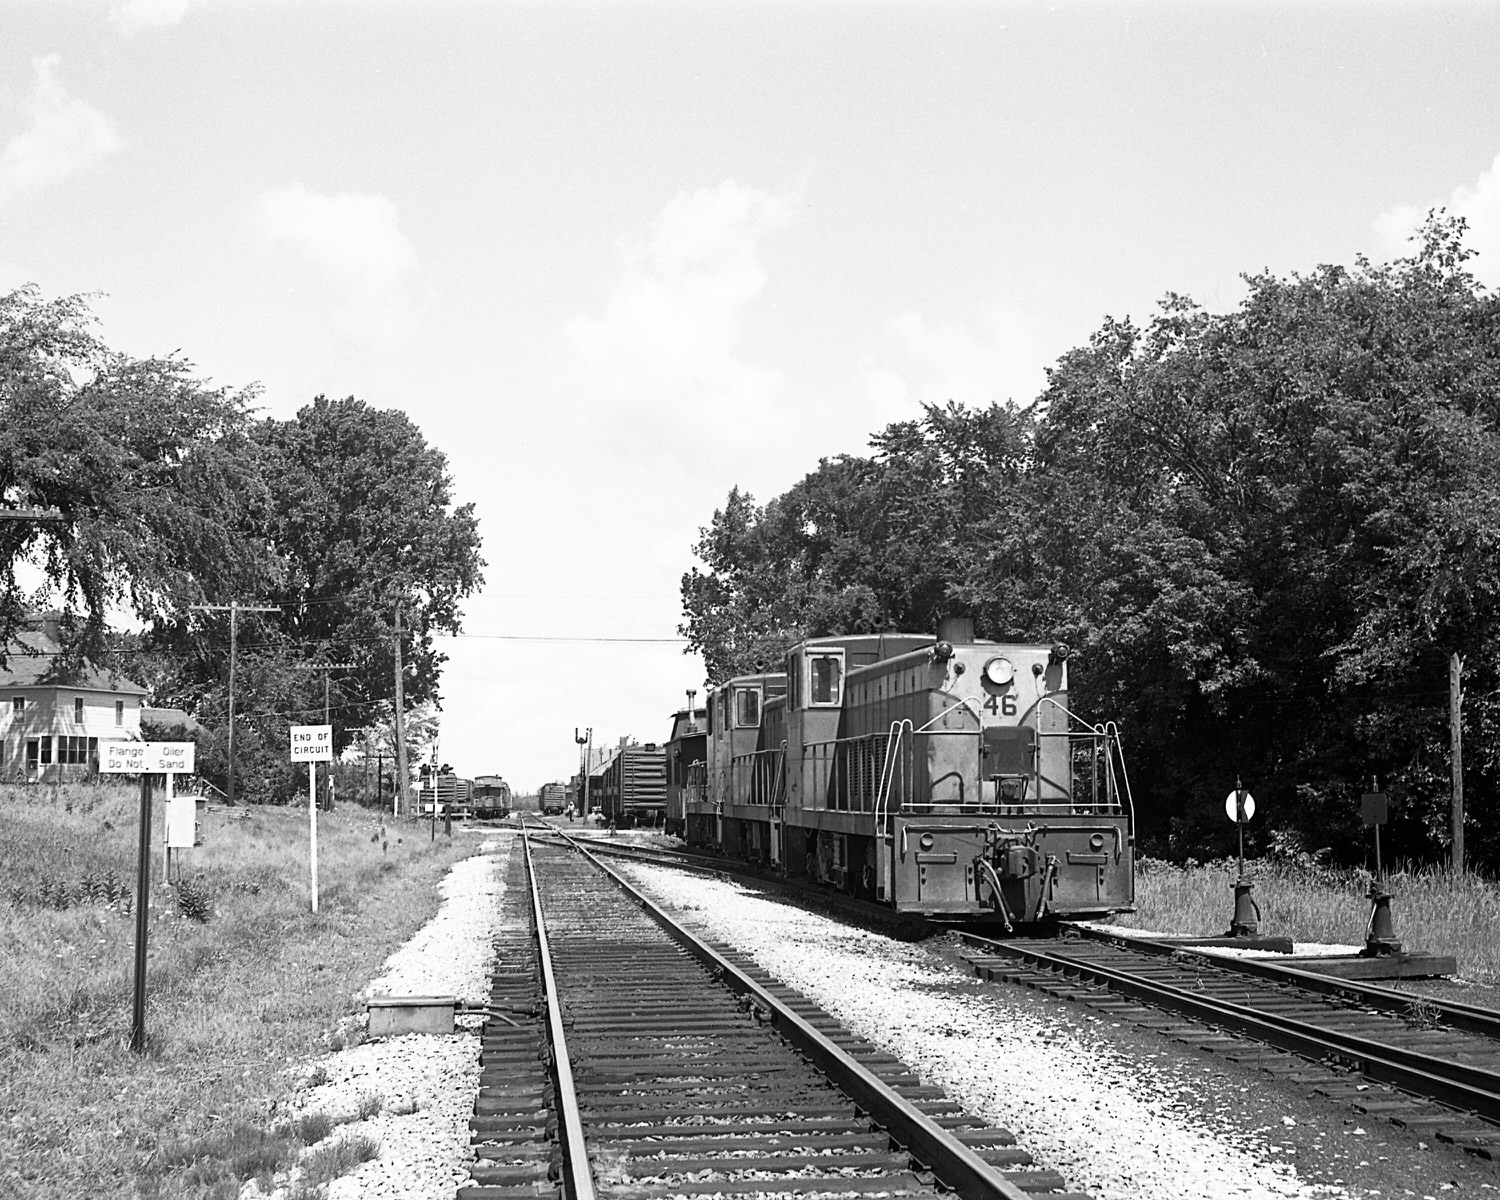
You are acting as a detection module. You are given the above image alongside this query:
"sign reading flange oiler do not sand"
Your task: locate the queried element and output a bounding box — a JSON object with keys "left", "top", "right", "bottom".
{"left": 289, "top": 725, "right": 332, "bottom": 913}
{"left": 101, "top": 741, "right": 196, "bottom": 775}
{"left": 99, "top": 741, "right": 197, "bottom": 1055}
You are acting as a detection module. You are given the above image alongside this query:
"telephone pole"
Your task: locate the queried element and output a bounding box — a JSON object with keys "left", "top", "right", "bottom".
{"left": 392, "top": 604, "right": 413, "bottom": 817}
{"left": 190, "top": 601, "right": 280, "bottom": 805}
{"left": 1451, "top": 651, "right": 1465, "bottom": 875}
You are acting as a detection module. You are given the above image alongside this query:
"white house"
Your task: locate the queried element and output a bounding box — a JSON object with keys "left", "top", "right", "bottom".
{"left": 0, "top": 615, "right": 147, "bottom": 783}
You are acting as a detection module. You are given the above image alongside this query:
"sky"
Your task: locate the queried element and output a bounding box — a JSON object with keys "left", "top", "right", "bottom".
{"left": 3, "top": 1, "right": 1500, "bottom": 792}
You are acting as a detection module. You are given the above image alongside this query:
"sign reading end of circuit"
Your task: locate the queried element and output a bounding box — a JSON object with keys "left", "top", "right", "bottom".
{"left": 289, "top": 724, "right": 333, "bottom": 762}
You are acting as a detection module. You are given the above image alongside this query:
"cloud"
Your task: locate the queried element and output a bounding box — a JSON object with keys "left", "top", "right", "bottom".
{"left": 564, "top": 180, "right": 801, "bottom": 438}
{"left": 257, "top": 183, "right": 419, "bottom": 343}
{"left": 1374, "top": 153, "right": 1500, "bottom": 287}
{"left": 0, "top": 55, "right": 122, "bottom": 205}
{"left": 111, "top": 0, "right": 207, "bottom": 33}
{"left": 860, "top": 303, "right": 1047, "bottom": 419}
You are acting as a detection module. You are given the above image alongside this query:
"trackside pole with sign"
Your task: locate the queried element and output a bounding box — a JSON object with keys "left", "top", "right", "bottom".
{"left": 290, "top": 726, "right": 333, "bottom": 913}
{"left": 1360, "top": 784, "right": 1402, "bottom": 957}
{"left": 1225, "top": 777, "right": 1260, "bottom": 938}
{"left": 100, "top": 741, "right": 196, "bottom": 1054}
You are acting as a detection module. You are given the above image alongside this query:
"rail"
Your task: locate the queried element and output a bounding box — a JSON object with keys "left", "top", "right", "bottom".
{"left": 519, "top": 825, "right": 597, "bottom": 1200}
{"left": 959, "top": 932, "right": 1500, "bottom": 1128}
{"left": 547, "top": 825, "right": 1042, "bottom": 1200}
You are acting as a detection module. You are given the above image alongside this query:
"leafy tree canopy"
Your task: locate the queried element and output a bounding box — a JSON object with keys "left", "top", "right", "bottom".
{"left": 0, "top": 285, "right": 269, "bottom": 659}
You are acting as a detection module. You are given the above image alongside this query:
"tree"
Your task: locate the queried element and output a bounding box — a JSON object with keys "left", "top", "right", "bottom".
{"left": 249, "top": 396, "right": 484, "bottom": 748}
{"left": 0, "top": 285, "right": 269, "bottom": 659}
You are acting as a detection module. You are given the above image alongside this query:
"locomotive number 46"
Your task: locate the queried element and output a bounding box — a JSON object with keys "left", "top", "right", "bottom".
{"left": 983, "top": 694, "right": 1018, "bottom": 716}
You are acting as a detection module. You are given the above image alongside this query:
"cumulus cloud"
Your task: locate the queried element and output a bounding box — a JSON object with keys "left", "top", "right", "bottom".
{"left": 257, "top": 183, "right": 419, "bottom": 343}
{"left": 860, "top": 303, "right": 1047, "bottom": 420}
{"left": 565, "top": 180, "right": 800, "bottom": 431}
{"left": 1374, "top": 153, "right": 1500, "bottom": 287}
{"left": 111, "top": 0, "right": 207, "bottom": 33}
{"left": 0, "top": 55, "right": 122, "bottom": 204}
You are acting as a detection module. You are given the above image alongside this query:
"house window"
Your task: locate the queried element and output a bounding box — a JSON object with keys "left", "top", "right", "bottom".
{"left": 12, "top": 697, "right": 22, "bottom": 715}
{"left": 38, "top": 737, "right": 52, "bottom": 765}
{"left": 58, "top": 736, "right": 91, "bottom": 764}
{"left": 74, "top": 698, "right": 84, "bottom": 723}
{"left": 115, "top": 701, "right": 124, "bottom": 727}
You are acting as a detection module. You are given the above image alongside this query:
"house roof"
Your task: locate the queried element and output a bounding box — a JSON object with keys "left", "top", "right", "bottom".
{"left": 0, "top": 626, "right": 148, "bottom": 696}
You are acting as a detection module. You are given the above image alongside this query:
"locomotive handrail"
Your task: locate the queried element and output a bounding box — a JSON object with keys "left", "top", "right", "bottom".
{"left": 874, "top": 720, "right": 912, "bottom": 830}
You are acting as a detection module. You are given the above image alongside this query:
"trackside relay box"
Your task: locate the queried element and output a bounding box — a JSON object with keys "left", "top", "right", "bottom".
{"left": 366, "top": 995, "right": 456, "bottom": 1037}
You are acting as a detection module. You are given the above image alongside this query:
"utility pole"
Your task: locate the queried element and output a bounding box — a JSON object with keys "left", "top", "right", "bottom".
{"left": 190, "top": 601, "right": 280, "bottom": 805}
{"left": 392, "top": 603, "right": 412, "bottom": 818}
{"left": 1451, "top": 651, "right": 1465, "bottom": 875}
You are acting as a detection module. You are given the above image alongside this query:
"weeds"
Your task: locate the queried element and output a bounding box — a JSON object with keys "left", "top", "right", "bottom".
{"left": 293, "top": 1133, "right": 380, "bottom": 1195}
{"left": 291, "top": 1110, "right": 334, "bottom": 1145}
{"left": 1118, "top": 855, "right": 1500, "bottom": 983}
{"left": 0, "top": 784, "right": 476, "bottom": 1199}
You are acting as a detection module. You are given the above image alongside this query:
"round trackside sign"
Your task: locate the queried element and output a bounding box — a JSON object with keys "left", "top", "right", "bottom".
{"left": 1224, "top": 789, "right": 1256, "bottom": 823}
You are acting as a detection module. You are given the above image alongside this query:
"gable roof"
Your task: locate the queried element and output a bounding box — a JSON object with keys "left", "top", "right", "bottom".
{"left": 0, "top": 625, "right": 148, "bottom": 696}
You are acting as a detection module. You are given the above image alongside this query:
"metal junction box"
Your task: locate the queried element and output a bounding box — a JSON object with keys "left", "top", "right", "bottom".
{"left": 366, "top": 994, "right": 457, "bottom": 1038}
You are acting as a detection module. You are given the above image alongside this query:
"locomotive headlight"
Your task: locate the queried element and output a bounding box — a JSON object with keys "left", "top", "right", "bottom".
{"left": 982, "top": 657, "right": 1015, "bottom": 687}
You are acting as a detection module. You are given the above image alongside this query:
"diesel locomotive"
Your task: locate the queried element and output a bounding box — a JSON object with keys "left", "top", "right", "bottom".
{"left": 678, "top": 618, "right": 1136, "bottom": 925}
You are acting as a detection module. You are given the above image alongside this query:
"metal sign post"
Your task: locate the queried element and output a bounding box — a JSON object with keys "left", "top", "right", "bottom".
{"left": 100, "top": 741, "right": 196, "bottom": 1053}
{"left": 290, "top": 725, "right": 334, "bottom": 912}
{"left": 1224, "top": 778, "right": 1260, "bottom": 937}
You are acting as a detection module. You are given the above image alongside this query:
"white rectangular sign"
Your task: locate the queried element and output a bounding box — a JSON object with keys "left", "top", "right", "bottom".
{"left": 165, "top": 795, "right": 197, "bottom": 848}
{"left": 290, "top": 724, "right": 334, "bottom": 761}
{"left": 100, "top": 741, "right": 196, "bottom": 774}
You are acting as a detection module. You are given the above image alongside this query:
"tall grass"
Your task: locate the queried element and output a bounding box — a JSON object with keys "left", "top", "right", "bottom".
{"left": 0, "top": 782, "right": 479, "bottom": 1199}
{"left": 1117, "top": 855, "right": 1500, "bottom": 983}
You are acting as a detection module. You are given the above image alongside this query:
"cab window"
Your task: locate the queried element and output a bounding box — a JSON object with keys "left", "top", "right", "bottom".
{"left": 807, "top": 652, "right": 844, "bottom": 707}
{"left": 735, "top": 687, "right": 761, "bottom": 727}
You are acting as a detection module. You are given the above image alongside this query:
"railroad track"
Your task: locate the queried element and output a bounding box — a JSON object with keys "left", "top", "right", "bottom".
{"left": 461, "top": 824, "right": 1090, "bottom": 1200}
{"left": 956, "top": 931, "right": 1500, "bottom": 1158}
{"left": 525, "top": 825, "right": 1500, "bottom": 1160}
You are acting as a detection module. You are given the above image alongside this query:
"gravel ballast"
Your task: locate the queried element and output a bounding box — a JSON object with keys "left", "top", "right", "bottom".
{"left": 244, "top": 836, "right": 510, "bottom": 1200}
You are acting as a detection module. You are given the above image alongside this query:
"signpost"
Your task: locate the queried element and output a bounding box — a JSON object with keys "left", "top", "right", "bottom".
{"left": 290, "top": 725, "right": 333, "bottom": 912}
{"left": 1224, "top": 778, "right": 1260, "bottom": 938}
{"left": 100, "top": 741, "right": 195, "bottom": 1054}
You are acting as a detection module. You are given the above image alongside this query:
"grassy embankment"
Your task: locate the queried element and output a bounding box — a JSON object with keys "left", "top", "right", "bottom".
{"left": 1117, "top": 855, "right": 1500, "bottom": 983}
{"left": 0, "top": 782, "right": 482, "bottom": 1200}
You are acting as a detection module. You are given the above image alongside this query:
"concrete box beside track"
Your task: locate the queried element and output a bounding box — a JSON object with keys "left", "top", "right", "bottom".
{"left": 366, "top": 995, "right": 456, "bottom": 1037}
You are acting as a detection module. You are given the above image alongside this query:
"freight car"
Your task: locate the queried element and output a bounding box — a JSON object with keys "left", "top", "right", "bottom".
{"left": 663, "top": 707, "right": 707, "bottom": 837}
{"left": 472, "top": 775, "right": 512, "bottom": 820}
{"left": 418, "top": 771, "right": 473, "bottom": 818}
{"left": 538, "top": 782, "right": 568, "bottom": 816}
{"left": 680, "top": 618, "right": 1136, "bottom": 926}
{"left": 593, "top": 742, "right": 668, "bottom": 828}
